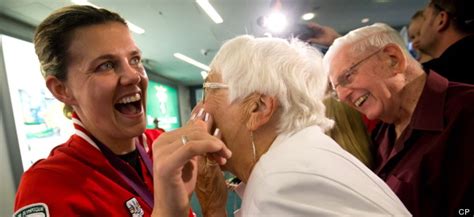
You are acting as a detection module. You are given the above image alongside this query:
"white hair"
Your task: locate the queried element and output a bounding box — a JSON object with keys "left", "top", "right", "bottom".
{"left": 323, "top": 23, "right": 413, "bottom": 74}
{"left": 209, "top": 35, "right": 334, "bottom": 134}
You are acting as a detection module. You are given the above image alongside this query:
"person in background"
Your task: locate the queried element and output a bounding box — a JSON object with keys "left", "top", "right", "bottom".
{"left": 306, "top": 22, "right": 341, "bottom": 47}
{"left": 152, "top": 35, "right": 410, "bottom": 216}
{"left": 408, "top": 10, "right": 433, "bottom": 63}
{"left": 418, "top": 0, "right": 474, "bottom": 84}
{"left": 13, "top": 5, "right": 223, "bottom": 216}
{"left": 324, "top": 97, "right": 373, "bottom": 167}
{"left": 323, "top": 22, "right": 474, "bottom": 217}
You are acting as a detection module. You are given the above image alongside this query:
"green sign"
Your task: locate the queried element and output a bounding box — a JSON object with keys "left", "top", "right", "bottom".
{"left": 146, "top": 80, "right": 181, "bottom": 131}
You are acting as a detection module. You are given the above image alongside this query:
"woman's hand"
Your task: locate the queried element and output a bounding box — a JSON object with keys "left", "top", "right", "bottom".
{"left": 195, "top": 130, "right": 229, "bottom": 217}
{"left": 151, "top": 106, "right": 231, "bottom": 217}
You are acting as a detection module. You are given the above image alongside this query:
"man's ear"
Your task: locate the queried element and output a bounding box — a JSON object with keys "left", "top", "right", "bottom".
{"left": 45, "top": 75, "right": 77, "bottom": 105}
{"left": 382, "top": 43, "right": 407, "bottom": 75}
{"left": 245, "top": 93, "right": 278, "bottom": 131}
{"left": 435, "top": 10, "right": 451, "bottom": 32}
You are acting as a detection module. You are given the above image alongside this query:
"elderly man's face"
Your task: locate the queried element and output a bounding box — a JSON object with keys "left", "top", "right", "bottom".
{"left": 202, "top": 72, "right": 253, "bottom": 172}
{"left": 328, "top": 47, "right": 395, "bottom": 121}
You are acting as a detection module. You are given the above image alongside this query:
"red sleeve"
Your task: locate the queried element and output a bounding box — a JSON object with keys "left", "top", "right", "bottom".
{"left": 144, "top": 128, "right": 163, "bottom": 142}
{"left": 143, "top": 129, "right": 163, "bottom": 158}
{"left": 14, "top": 169, "right": 86, "bottom": 216}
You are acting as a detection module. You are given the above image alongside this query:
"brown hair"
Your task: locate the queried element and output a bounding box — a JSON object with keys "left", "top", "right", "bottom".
{"left": 34, "top": 5, "right": 127, "bottom": 117}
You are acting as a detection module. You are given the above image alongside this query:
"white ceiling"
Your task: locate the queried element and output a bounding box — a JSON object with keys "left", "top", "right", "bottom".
{"left": 0, "top": 0, "right": 427, "bottom": 86}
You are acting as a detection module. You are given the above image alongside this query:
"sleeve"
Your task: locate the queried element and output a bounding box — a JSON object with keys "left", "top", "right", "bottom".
{"left": 143, "top": 128, "right": 163, "bottom": 156}
{"left": 14, "top": 169, "right": 87, "bottom": 216}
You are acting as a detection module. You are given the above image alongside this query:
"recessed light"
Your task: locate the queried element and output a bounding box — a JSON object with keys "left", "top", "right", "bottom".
{"left": 361, "top": 18, "right": 370, "bottom": 23}
{"left": 263, "top": 12, "right": 288, "bottom": 33}
{"left": 301, "top": 13, "right": 315, "bottom": 21}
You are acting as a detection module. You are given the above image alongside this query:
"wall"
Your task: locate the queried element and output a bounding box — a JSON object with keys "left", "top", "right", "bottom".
{"left": 0, "top": 16, "right": 34, "bottom": 216}
{"left": 0, "top": 113, "right": 16, "bottom": 216}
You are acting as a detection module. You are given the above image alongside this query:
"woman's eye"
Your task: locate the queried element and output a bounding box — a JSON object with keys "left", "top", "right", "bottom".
{"left": 97, "top": 62, "right": 114, "bottom": 71}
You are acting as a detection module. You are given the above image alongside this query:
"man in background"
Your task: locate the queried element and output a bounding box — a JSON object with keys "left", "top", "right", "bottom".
{"left": 418, "top": 0, "right": 474, "bottom": 84}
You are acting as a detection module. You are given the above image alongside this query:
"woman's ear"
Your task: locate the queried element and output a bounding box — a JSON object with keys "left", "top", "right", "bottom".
{"left": 45, "top": 75, "right": 77, "bottom": 105}
{"left": 245, "top": 93, "right": 278, "bottom": 131}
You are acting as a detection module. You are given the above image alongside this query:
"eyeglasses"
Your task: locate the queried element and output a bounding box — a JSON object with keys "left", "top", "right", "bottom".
{"left": 330, "top": 49, "right": 382, "bottom": 99}
{"left": 202, "top": 82, "right": 229, "bottom": 102}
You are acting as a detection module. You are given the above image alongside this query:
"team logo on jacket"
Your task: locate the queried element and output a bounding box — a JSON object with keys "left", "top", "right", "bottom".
{"left": 125, "top": 198, "right": 144, "bottom": 217}
{"left": 14, "top": 203, "right": 49, "bottom": 217}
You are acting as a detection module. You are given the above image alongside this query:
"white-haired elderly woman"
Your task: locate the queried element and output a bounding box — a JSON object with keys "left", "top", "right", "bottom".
{"left": 151, "top": 35, "right": 410, "bottom": 217}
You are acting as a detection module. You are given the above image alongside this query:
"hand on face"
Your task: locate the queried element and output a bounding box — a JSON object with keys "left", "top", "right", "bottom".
{"left": 151, "top": 105, "right": 231, "bottom": 217}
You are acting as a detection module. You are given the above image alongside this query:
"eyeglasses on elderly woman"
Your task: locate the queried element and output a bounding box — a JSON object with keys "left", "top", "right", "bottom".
{"left": 202, "top": 82, "right": 229, "bottom": 102}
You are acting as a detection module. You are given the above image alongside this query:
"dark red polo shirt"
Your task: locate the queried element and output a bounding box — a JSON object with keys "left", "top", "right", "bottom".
{"left": 373, "top": 71, "right": 474, "bottom": 217}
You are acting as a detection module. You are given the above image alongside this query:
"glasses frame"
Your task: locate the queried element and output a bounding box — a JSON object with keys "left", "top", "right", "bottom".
{"left": 330, "top": 48, "right": 382, "bottom": 99}
{"left": 202, "top": 82, "right": 229, "bottom": 102}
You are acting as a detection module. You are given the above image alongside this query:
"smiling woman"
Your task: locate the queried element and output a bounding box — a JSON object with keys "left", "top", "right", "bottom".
{"left": 13, "top": 5, "right": 195, "bottom": 217}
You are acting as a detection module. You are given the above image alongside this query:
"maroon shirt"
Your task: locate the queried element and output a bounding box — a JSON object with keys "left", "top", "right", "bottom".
{"left": 373, "top": 71, "right": 474, "bottom": 217}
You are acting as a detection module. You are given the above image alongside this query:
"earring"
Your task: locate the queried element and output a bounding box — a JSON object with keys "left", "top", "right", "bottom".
{"left": 250, "top": 131, "right": 257, "bottom": 162}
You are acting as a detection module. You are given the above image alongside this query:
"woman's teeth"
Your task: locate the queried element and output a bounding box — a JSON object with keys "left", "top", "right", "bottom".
{"left": 117, "top": 93, "right": 141, "bottom": 104}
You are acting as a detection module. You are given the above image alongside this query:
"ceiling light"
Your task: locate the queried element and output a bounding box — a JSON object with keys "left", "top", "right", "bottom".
{"left": 200, "top": 71, "right": 209, "bottom": 80}
{"left": 361, "top": 18, "right": 370, "bottom": 23}
{"left": 71, "top": 0, "right": 145, "bottom": 34}
{"left": 126, "top": 21, "right": 145, "bottom": 34}
{"left": 71, "top": 0, "right": 97, "bottom": 7}
{"left": 196, "top": 0, "right": 223, "bottom": 24}
{"left": 301, "top": 13, "right": 315, "bottom": 21}
{"left": 263, "top": 12, "right": 288, "bottom": 33}
{"left": 174, "top": 53, "right": 210, "bottom": 71}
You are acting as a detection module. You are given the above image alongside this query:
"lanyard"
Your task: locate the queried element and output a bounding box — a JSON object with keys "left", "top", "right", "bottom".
{"left": 92, "top": 136, "right": 154, "bottom": 208}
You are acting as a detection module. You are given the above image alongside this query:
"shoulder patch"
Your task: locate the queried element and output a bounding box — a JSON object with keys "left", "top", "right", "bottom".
{"left": 13, "top": 203, "right": 49, "bottom": 217}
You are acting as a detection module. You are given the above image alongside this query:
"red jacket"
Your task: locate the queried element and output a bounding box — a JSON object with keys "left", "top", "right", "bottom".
{"left": 14, "top": 128, "right": 195, "bottom": 217}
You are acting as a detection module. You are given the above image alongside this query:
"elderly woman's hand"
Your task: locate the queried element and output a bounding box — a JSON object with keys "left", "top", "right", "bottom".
{"left": 195, "top": 131, "right": 228, "bottom": 217}
{"left": 151, "top": 106, "right": 232, "bottom": 217}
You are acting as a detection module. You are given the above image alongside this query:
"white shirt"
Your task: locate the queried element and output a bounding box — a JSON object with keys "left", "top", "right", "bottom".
{"left": 235, "top": 125, "right": 411, "bottom": 217}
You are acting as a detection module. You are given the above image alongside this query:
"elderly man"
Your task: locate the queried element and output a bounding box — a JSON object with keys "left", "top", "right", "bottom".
{"left": 418, "top": 0, "right": 474, "bottom": 84}
{"left": 323, "top": 23, "right": 474, "bottom": 217}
